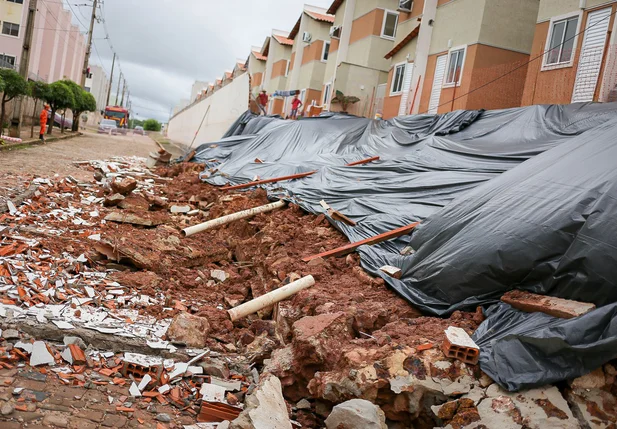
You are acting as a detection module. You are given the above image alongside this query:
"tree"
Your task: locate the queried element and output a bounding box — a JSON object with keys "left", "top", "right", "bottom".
{"left": 29, "top": 81, "right": 50, "bottom": 138}
{"left": 331, "top": 90, "right": 361, "bottom": 113}
{"left": 129, "top": 118, "right": 145, "bottom": 129}
{"left": 0, "top": 69, "right": 28, "bottom": 134}
{"left": 0, "top": 76, "right": 5, "bottom": 94}
{"left": 44, "top": 81, "right": 75, "bottom": 135}
{"left": 60, "top": 80, "right": 95, "bottom": 132}
{"left": 143, "top": 118, "right": 161, "bottom": 132}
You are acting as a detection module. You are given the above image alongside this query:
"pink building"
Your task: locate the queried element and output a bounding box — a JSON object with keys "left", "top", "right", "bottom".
{"left": 0, "top": 0, "right": 87, "bottom": 83}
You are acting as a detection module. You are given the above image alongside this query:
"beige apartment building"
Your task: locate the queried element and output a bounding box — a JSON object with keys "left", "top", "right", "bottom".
{"left": 0, "top": 0, "right": 87, "bottom": 83}
{"left": 259, "top": 30, "right": 294, "bottom": 115}
{"left": 321, "top": 0, "right": 401, "bottom": 116}
{"left": 247, "top": 47, "right": 268, "bottom": 95}
{"left": 284, "top": 5, "right": 335, "bottom": 116}
{"left": 522, "top": 0, "right": 617, "bottom": 105}
{"left": 380, "top": 0, "right": 539, "bottom": 119}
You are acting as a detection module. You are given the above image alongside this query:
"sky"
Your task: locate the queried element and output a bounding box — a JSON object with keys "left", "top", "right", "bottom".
{"left": 65, "top": 0, "right": 333, "bottom": 122}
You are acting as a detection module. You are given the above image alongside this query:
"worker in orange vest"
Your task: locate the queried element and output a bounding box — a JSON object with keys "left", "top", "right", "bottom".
{"left": 39, "top": 104, "right": 50, "bottom": 141}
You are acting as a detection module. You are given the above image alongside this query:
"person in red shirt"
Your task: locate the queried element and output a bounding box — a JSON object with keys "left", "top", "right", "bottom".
{"left": 290, "top": 95, "right": 303, "bottom": 119}
{"left": 257, "top": 90, "right": 268, "bottom": 115}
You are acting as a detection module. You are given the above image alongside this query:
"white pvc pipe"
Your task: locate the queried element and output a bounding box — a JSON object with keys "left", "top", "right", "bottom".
{"left": 181, "top": 200, "right": 286, "bottom": 237}
{"left": 227, "top": 275, "right": 315, "bottom": 321}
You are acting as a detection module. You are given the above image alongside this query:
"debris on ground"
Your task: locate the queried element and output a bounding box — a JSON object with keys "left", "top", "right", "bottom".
{"left": 0, "top": 156, "right": 615, "bottom": 428}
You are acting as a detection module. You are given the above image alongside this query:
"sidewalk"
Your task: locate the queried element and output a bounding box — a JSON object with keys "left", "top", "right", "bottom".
{"left": 0, "top": 129, "right": 82, "bottom": 152}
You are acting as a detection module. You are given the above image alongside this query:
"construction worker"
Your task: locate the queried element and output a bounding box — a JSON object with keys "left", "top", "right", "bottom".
{"left": 257, "top": 90, "right": 268, "bottom": 115}
{"left": 290, "top": 95, "right": 303, "bottom": 120}
{"left": 39, "top": 104, "right": 50, "bottom": 141}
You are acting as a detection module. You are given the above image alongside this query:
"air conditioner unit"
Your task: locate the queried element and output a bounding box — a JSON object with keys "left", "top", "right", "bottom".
{"left": 398, "top": 0, "right": 413, "bottom": 12}
{"left": 302, "top": 31, "right": 312, "bottom": 43}
{"left": 329, "top": 25, "right": 341, "bottom": 38}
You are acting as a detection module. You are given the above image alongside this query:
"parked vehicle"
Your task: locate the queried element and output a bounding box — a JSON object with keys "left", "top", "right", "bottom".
{"left": 133, "top": 126, "right": 145, "bottom": 136}
{"left": 98, "top": 119, "right": 118, "bottom": 135}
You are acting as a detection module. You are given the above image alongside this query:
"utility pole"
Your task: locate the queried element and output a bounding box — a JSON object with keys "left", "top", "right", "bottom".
{"left": 121, "top": 80, "right": 127, "bottom": 107}
{"left": 115, "top": 71, "right": 122, "bottom": 105}
{"left": 105, "top": 52, "right": 116, "bottom": 107}
{"left": 9, "top": 0, "right": 38, "bottom": 137}
{"left": 81, "top": 0, "right": 98, "bottom": 88}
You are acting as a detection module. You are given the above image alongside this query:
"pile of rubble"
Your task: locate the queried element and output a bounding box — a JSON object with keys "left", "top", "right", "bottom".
{"left": 0, "top": 157, "right": 615, "bottom": 428}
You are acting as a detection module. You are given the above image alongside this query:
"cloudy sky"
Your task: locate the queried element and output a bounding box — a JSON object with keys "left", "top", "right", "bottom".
{"left": 66, "top": 0, "right": 333, "bottom": 121}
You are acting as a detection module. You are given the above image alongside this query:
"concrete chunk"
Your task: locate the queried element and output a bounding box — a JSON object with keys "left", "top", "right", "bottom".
{"left": 501, "top": 290, "right": 596, "bottom": 319}
{"left": 325, "top": 399, "right": 387, "bottom": 429}
{"left": 379, "top": 265, "right": 402, "bottom": 279}
{"left": 230, "top": 374, "right": 292, "bottom": 429}
{"left": 29, "top": 341, "right": 55, "bottom": 366}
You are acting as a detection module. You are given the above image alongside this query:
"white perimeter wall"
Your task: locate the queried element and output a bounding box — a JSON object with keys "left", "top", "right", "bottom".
{"left": 167, "top": 73, "right": 249, "bottom": 146}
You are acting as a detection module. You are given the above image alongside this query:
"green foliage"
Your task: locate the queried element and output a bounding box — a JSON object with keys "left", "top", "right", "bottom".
{"left": 0, "top": 69, "right": 28, "bottom": 101}
{"left": 331, "top": 90, "right": 361, "bottom": 112}
{"left": 143, "top": 118, "right": 161, "bottom": 132}
{"left": 44, "top": 82, "right": 75, "bottom": 134}
{"left": 129, "top": 118, "right": 145, "bottom": 129}
{"left": 29, "top": 81, "right": 50, "bottom": 101}
{"left": 0, "top": 76, "right": 5, "bottom": 93}
{"left": 82, "top": 92, "right": 97, "bottom": 113}
{"left": 0, "top": 69, "right": 28, "bottom": 133}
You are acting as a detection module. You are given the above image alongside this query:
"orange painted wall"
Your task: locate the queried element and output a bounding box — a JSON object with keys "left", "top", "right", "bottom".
{"left": 302, "top": 88, "right": 322, "bottom": 114}
{"left": 523, "top": 5, "right": 616, "bottom": 105}
{"left": 289, "top": 52, "right": 296, "bottom": 73}
{"left": 302, "top": 40, "right": 325, "bottom": 65}
{"left": 382, "top": 67, "right": 401, "bottom": 119}
{"left": 271, "top": 98, "right": 284, "bottom": 115}
{"left": 252, "top": 72, "right": 263, "bottom": 88}
{"left": 418, "top": 44, "right": 530, "bottom": 114}
{"left": 398, "top": 0, "right": 424, "bottom": 23}
{"left": 272, "top": 59, "right": 289, "bottom": 78}
{"left": 350, "top": 9, "right": 384, "bottom": 45}
{"left": 330, "top": 38, "right": 340, "bottom": 53}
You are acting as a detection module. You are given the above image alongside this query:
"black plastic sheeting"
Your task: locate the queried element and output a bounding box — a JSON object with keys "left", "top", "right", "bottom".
{"left": 189, "top": 103, "right": 617, "bottom": 391}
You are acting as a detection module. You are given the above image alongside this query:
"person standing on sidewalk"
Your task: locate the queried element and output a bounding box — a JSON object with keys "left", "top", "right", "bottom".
{"left": 290, "top": 95, "right": 303, "bottom": 119}
{"left": 39, "top": 104, "right": 50, "bottom": 141}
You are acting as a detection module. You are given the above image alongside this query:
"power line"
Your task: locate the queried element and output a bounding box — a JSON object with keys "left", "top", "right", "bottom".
{"left": 422, "top": 7, "right": 617, "bottom": 114}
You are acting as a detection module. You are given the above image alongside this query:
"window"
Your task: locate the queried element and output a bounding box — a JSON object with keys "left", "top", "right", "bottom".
{"left": 0, "top": 54, "right": 16, "bottom": 68}
{"left": 285, "top": 60, "right": 290, "bottom": 77}
{"left": 330, "top": 26, "right": 341, "bottom": 39}
{"left": 381, "top": 10, "right": 398, "bottom": 39}
{"left": 398, "top": 0, "right": 413, "bottom": 12}
{"left": 2, "top": 22, "right": 20, "bottom": 37}
{"left": 322, "top": 42, "right": 330, "bottom": 62}
{"left": 390, "top": 63, "right": 406, "bottom": 94}
{"left": 445, "top": 48, "right": 465, "bottom": 85}
{"left": 323, "top": 83, "right": 332, "bottom": 106}
{"left": 546, "top": 16, "right": 579, "bottom": 65}
{"left": 7, "top": 0, "right": 25, "bottom": 3}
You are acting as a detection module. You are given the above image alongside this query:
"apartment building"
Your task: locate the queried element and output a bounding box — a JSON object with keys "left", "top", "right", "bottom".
{"left": 190, "top": 81, "right": 209, "bottom": 103}
{"left": 321, "top": 0, "right": 401, "bottom": 116}
{"left": 0, "top": 0, "right": 87, "bottom": 82}
{"left": 247, "top": 47, "right": 268, "bottom": 94}
{"left": 84, "top": 64, "right": 110, "bottom": 112}
{"left": 380, "top": 0, "right": 539, "bottom": 119}
{"left": 261, "top": 30, "right": 293, "bottom": 115}
{"left": 284, "top": 5, "right": 335, "bottom": 116}
{"left": 522, "top": 0, "right": 617, "bottom": 105}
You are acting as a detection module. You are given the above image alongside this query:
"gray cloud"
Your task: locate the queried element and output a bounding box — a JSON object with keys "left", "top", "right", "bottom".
{"left": 68, "top": 0, "right": 333, "bottom": 121}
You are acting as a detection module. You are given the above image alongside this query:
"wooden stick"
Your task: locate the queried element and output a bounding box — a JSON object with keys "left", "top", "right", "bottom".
{"left": 302, "top": 222, "right": 420, "bottom": 261}
{"left": 346, "top": 156, "right": 380, "bottom": 166}
{"left": 221, "top": 171, "right": 318, "bottom": 191}
{"left": 227, "top": 275, "right": 315, "bottom": 321}
{"left": 182, "top": 200, "right": 286, "bottom": 237}
{"left": 220, "top": 156, "right": 380, "bottom": 191}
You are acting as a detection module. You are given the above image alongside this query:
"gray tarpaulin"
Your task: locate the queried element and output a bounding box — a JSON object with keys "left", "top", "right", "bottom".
{"left": 188, "top": 103, "right": 617, "bottom": 391}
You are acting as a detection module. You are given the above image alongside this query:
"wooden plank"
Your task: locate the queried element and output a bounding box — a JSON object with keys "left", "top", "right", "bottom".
{"left": 345, "top": 156, "right": 380, "bottom": 166}
{"left": 319, "top": 200, "right": 356, "bottom": 226}
{"left": 220, "top": 156, "right": 379, "bottom": 191}
{"left": 302, "top": 222, "right": 420, "bottom": 261}
{"left": 221, "top": 171, "right": 318, "bottom": 191}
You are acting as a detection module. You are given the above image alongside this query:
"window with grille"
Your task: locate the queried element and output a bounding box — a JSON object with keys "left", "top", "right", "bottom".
{"left": 2, "top": 22, "right": 20, "bottom": 37}
{"left": 390, "top": 63, "right": 406, "bottom": 94}
{"left": 546, "top": 16, "right": 579, "bottom": 65}
{"left": 445, "top": 48, "right": 465, "bottom": 85}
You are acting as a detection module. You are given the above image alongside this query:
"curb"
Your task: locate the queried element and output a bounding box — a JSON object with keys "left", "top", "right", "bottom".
{"left": 0, "top": 132, "right": 83, "bottom": 151}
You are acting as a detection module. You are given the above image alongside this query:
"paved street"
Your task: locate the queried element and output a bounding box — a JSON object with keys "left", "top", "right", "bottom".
{"left": 0, "top": 132, "right": 158, "bottom": 184}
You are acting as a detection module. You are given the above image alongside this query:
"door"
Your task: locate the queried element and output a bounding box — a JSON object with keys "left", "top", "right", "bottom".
{"left": 398, "top": 63, "right": 415, "bottom": 116}
{"left": 428, "top": 55, "right": 448, "bottom": 114}
{"left": 571, "top": 8, "right": 612, "bottom": 103}
{"left": 371, "top": 84, "right": 386, "bottom": 118}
